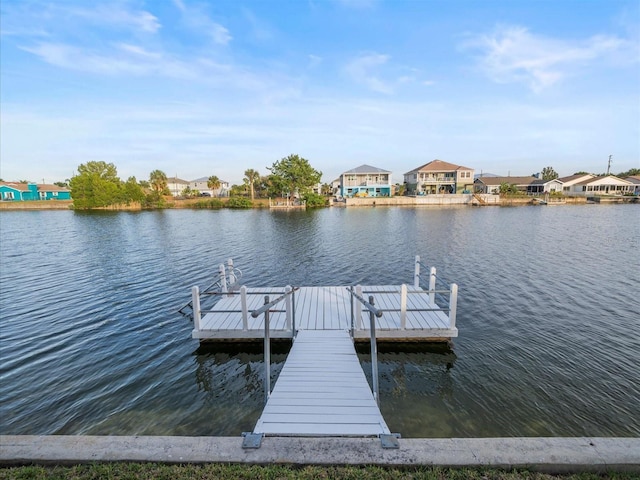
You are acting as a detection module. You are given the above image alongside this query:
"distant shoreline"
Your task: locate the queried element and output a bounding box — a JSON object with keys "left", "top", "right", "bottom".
{"left": 1, "top": 195, "right": 637, "bottom": 211}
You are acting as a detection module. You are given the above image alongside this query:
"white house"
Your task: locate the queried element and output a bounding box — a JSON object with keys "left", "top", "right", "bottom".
{"left": 339, "top": 165, "right": 393, "bottom": 198}
{"left": 624, "top": 176, "right": 640, "bottom": 195}
{"left": 557, "top": 174, "right": 596, "bottom": 194}
{"left": 570, "top": 175, "right": 634, "bottom": 196}
{"left": 189, "top": 177, "right": 230, "bottom": 197}
{"left": 167, "top": 177, "right": 190, "bottom": 197}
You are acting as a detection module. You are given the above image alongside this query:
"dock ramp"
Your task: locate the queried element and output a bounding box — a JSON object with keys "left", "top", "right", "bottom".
{"left": 252, "top": 329, "right": 390, "bottom": 437}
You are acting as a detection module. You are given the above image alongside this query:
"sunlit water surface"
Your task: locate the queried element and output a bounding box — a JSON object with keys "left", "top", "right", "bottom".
{"left": 1, "top": 206, "right": 638, "bottom": 437}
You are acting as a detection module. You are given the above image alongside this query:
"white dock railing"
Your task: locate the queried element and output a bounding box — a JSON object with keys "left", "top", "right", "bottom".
{"left": 178, "top": 258, "right": 242, "bottom": 317}
{"left": 412, "top": 255, "right": 458, "bottom": 329}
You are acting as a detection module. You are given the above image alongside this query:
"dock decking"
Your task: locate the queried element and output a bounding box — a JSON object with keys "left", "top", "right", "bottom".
{"left": 192, "top": 285, "right": 458, "bottom": 342}
{"left": 253, "top": 329, "right": 390, "bottom": 436}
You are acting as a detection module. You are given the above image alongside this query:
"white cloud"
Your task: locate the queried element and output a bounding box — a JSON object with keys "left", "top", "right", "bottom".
{"left": 344, "top": 53, "right": 393, "bottom": 94}
{"left": 465, "top": 25, "right": 633, "bottom": 92}
{"left": 175, "top": 1, "right": 232, "bottom": 45}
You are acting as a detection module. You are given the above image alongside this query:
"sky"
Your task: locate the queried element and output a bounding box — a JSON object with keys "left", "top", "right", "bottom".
{"left": 1, "top": 0, "right": 639, "bottom": 186}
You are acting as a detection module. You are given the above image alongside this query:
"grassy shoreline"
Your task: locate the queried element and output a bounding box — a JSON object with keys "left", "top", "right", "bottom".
{"left": 1, "top": 464, "right": 637, "bottom": 480}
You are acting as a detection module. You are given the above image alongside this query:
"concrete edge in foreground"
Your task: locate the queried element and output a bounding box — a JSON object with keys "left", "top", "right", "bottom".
{"left": 1, "top": 436, "right": 639, "bottom": 473}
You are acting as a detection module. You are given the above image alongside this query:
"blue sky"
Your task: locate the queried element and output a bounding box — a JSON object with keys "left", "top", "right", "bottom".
{"left": 1, "top": 0, "right": 639, "bottom": 185}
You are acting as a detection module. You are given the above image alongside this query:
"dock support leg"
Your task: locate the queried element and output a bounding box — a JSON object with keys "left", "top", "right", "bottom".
{"left": 414, "top": 255, "right": 420, "bottom": 289}
{"left": 400, "top": 284, "right": 407, "bottom": 329}
{"left": 191, "top": 286, "right": 201, "bottom": 332}
{"left": 241, "top": 285, "right": 248, "bottom": 331}
{"left": 449, "top": 283, "right": 458, "bottom": 329}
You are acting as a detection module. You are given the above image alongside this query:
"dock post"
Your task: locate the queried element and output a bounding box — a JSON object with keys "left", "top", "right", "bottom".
{"left": 449, "top": 283, "right": 458, "bottom": 329}
{"left": 192, "top": 286, "right": 201, "bottom": 332}
{"left": 263, "top": 295, "right": 271, "bottom": 404}
{"left": 227, "top": 258, "right": 235, "bottom": 285}
{"left": 414, "top": 255, "right": 421, "bottom": 288}
{"left": 219, "top": 264, "right": 227, "bottom": 293}
{"left": 400, "top": 284, "right": 407, "bottom": 329}
{"left": 429, "top": 267, "right": 437, "bottom": 304}
{"left": 349, "top": 286, "right": 354, "bottom": 336}
{"left": 285, "top": 285, "right": 292, "bottom": 331}
{"left": 369, "top": 296, "right": 380, "bottom": 406}
{"left": 356, "top": 285, "right": 363, "bottom": 330}
{"left": 241, "top": 285, "right": 248, "bottom": 331}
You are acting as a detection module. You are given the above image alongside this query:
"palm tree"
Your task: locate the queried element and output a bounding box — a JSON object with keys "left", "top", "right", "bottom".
{"left": 207, "top": 175, "right": 221, "bottom": 196}
{"left": 149, "top": 170, "right": 168, "bottom": 194}
{"left": 244, "top": 169, "right": 260, "bottom": 200}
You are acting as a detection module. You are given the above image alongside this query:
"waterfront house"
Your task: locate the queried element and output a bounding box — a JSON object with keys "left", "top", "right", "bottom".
{"left": 557, "top": 174, "right": 596, "bottom": 194}
{"left": 403, "top": 160, "right": 474, "bottom": 195}
{"left": 474, "top": 175, "right": 561, "bottom": 194}
{"left": 339, "top": 165, "right": 393, "bottom": 198}
{"left": 36, "top": 184, "right": 72, "bottom": 200}
{"left": 0, "top": 182, "right": 70, "bottom": 201}
{"left": 570, "top": 175, "right": 634, "bottom": 196}
{"left": 624, "top": 176, "right": 640, "bottom": 195}
{"left": 167, "top": 177, "right": 190, "bottom": 197}
{"left": 188, "top": 177, "right": 230, "bottom": 197}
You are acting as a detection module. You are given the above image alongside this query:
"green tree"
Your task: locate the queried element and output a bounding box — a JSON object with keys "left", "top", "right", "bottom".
{"left": 149, "top": 170, "right": 168, "bottom": 195}
{"left": 499, "top": 182, "right": 519, "bottom": 195}
{"left": 69, "top": 161, "right": 122, "bottom": 209}
{"left": 244, "top": 169, "right": 260, "bottom": 200}
{"left": 541, "top": 166, "right": 559, "bottom": 180}
{"left": 207, "top": 175, "right": 221, "bottom": 195}
{"left": 120, "top": 176, "right": 145, "bottom": 204}
{"left": 267, "top": 154, "right": 322, "bottom": 199}
{"left": 229, "top": 184, "right": 248, "bottom": 197}
{"left": 617, "top": 168, "right": 640, "bottom": 177}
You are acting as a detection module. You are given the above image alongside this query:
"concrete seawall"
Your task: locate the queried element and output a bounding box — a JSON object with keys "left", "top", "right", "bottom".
{"left": 2, "top": 436, "right": 638, "bottom": 473}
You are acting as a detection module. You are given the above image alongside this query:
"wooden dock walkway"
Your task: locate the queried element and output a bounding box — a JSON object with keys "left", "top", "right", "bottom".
{"left": 253, "top": 329, "right": 391, "bottom": 437}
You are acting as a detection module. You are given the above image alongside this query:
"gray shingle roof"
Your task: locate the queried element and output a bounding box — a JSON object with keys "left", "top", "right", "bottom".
{"left": 342, "top": 164, "right": 391, "bottom": 174}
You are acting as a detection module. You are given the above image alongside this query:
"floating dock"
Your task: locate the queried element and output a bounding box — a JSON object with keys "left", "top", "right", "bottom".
{"left": 187, "top": 257, "right": 458, "bottom": 343}
{"left": 182, "top": 257, "right": 458, "bottom": 446}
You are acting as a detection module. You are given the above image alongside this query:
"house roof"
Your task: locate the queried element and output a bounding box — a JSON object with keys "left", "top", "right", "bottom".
{"left": 404, "top": 159, "right": 472, "bottom": 175}
{"left": 474, "top": 176, "right": 539, "bottom": 186}
{"left": 557, "top": 174, "right": 595, "bottom": 185}
{"left": 38, "top": 183, "right": 70, "bottom": 192}
{"left": 190, "top": 176, "right": 229, "bottom": 184}
{"left": 0, "top": 182, "right": 31, "bottom": 191}
{"left": 575, "top": 175, "right": 632, "bottom": 186}
{"left": 342, "top": 164, "right": 391, "bottom": 174}
{"left": 167, "top": 177, "right": 189, "bottom": 184}
{"left": 624, "top": 175, "right": 640, "bottom": 184}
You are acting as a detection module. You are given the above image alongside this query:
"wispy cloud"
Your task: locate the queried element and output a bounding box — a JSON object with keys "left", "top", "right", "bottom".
{"left": 344, "top": 53, "right": 393, "bottom": 94}
{"left": 174, "top": 0, "right": 232, "bottom": 45}
{"left": 464, "top": 25, "right": 634, "bottom": 92}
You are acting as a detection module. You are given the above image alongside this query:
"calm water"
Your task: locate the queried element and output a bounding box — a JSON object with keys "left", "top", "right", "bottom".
{"left": 0, "top": 205, "right": 638, "bottom": 437}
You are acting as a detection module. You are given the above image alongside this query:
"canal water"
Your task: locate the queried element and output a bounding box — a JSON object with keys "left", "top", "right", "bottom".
{"left": 0, "top": 205, "right": 638, "bottom": 437}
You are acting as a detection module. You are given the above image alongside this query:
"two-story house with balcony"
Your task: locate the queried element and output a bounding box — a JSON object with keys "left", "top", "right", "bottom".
{"left": 403, "top": 160, "right": 474, "bottom": 195}
{"left": 339, "top": 165, "right": 392, "bottom": 198}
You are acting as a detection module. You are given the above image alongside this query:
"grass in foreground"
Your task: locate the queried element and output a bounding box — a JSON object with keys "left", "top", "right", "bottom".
{"left": 1, "top": 464, "right": 638, "bottom": 480}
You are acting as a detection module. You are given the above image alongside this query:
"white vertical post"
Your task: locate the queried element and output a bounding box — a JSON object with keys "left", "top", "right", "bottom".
{"left": 356, "top": 285, "right": 363, "bottom": 330}
{"left": 192, "top": 286, "right": 201, "bottom": 332}
{"left": 241, "top": 285, "right": 248, "bottom": 331}
{"left": 227, "top": 258, "right": 235, "bottom": 285}
{"left": 449, "top": 283, "right": 458, "bottom": 329}
{"left": 400, "top": 283, "right": 407, "bottom": 329}
{"left": 414, "top": 255, "right": 421, "bottom": 289}
{"left": 285, "top": 285, "right": 292, "bottom": 331}
{"left": 219, "top": 263, "right": 227, "bottom": 293}
{"left": 429, "top": 267, "right": 437, "bottom": 304}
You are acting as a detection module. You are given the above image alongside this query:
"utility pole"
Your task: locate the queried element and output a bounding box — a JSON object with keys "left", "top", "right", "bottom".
{"left": 606, "top": 155, "right": 612, "bottom": 175}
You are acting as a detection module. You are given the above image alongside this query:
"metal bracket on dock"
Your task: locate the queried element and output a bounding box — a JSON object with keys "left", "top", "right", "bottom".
{"left": 241, "top": 432, "right": 263, "bottom": 449}
{"left": 380, "top": 433, "right": 400, "bottom": 449}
